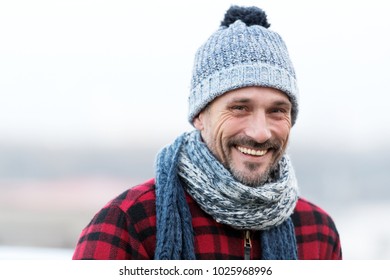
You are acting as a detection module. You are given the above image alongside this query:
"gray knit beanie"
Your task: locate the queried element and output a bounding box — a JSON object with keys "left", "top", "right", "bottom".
{"left": 188, "top": 6, "right": 299, "bottom": 125}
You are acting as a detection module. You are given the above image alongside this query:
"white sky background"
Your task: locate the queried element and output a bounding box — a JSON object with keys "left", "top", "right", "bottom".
{"left": 1, "top": 0, "right": 389, "bottom": 152}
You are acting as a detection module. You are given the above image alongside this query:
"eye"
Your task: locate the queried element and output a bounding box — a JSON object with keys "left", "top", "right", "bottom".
{"left": 231, "top": 105, "right": 247, "bottom": 111}
{"left": 271, "top": 108, "right": 285, "bottom": 113}
{"left": 269, "top": 106, "right": 290, "bottom": 114}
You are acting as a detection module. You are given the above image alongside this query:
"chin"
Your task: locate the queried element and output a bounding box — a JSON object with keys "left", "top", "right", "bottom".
{"left": 231, "top": 169, "right": 270, "bottom": 187}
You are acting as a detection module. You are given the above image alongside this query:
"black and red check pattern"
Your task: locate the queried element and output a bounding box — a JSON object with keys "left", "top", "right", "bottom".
{"left": 73, "top": 178, "right": 342, "bottom": 260}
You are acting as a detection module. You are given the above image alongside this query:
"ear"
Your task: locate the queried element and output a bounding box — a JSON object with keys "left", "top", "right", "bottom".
{"left": 193, "top": 113, "right": 205, "bottom": 130}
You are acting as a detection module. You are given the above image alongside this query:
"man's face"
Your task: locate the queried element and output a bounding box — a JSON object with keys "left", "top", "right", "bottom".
{"left": 193, "top": 86, "right": 292, "bottom": 186}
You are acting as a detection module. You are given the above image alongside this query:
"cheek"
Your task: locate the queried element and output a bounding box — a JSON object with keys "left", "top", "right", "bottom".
{"left": 211, "top": 114, "right": 241, "bottom": 140}
{"left": 202, "top": 114, "right": 238, "bottom": 155}
{"left": 274, "top": 115, "right": 292, "bottom": 134}
{"left": 276, "top": 122, "right": 291, "bottom": 147}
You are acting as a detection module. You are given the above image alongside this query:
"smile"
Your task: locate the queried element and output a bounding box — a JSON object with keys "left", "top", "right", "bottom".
{"left": 236, "top": 146, "right": 268, "bottom": 156}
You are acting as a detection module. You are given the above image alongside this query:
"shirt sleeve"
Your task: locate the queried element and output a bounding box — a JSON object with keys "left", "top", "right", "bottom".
{"left": 293, "top": 198, "right": 343, "bottom": 260}
{"left": 72, "top": 204, "right": 150, "bottom": 260}
{"left": 327, "top": 214, "right": 343, "bottom": 260}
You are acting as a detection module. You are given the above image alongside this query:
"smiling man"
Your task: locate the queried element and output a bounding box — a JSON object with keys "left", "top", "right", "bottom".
{"left": 73, "top": 6, "right": 342, "bottom": 260}
{"left": 194, "top": 87, "right": 292, "bottom": 187}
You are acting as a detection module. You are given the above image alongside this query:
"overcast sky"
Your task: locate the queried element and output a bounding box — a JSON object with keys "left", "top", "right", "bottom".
{"left": 1, "top": 0, "right": 389, "bottom": 152}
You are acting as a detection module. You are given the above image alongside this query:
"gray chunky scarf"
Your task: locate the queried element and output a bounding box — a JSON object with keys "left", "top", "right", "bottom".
{"left": 154, "top": 130, "right": 299, "bottom": 260}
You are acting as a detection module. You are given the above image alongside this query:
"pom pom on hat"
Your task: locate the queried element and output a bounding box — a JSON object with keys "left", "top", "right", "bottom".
{"left": 221, "top": 5, "right": 270, "bottom": 28}
{"left": 188, "top": 6, "right": 299, "bottom": 126}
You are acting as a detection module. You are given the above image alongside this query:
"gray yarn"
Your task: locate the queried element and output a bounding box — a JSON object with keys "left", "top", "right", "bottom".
{"left": 178, "top": 131, "right": 298, "bottom": 230}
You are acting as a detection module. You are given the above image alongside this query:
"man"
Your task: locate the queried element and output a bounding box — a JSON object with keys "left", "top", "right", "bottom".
{"left": 73, "top": 5, "right": 342, "bottom": 260}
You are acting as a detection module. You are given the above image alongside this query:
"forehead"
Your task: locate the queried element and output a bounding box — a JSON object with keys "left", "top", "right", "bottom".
{"left": 215, "top": 86, "right": 291, "bottom": 105}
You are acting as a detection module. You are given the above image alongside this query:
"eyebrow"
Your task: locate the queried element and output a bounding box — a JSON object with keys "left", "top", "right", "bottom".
{"left": 228, "top": 98, "right": 291, "bottom": 107}
{"left": 272, "top": 100, "right": 292, "bottom": 107}
{"left": 228, "top": 98, "right": 251, "bottom": 103}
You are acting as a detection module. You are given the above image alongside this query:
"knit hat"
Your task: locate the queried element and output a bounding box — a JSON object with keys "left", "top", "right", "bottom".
{"left": 188, "top": 6, "right": 299, "bottom": 125}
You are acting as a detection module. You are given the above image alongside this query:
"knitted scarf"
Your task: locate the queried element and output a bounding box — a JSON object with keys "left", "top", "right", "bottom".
{"left": 154, "top": 130, "right": 299, "bottom": 260}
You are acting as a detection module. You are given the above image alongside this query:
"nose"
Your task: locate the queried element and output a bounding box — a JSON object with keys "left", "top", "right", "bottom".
{"left": 244, "top": 111, "right": 272, "bottom": 143}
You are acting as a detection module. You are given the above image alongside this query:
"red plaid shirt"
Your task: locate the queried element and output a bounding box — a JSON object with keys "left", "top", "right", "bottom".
{"left": 73, "top": 178, "right": 342, "bottom": 260}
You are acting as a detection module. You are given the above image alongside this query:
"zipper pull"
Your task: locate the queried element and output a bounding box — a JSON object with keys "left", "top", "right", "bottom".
{"left": 244, "top": 230, "right": 252, "bottom": 260}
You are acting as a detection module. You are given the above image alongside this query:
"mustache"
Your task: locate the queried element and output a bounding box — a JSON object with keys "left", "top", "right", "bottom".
{"left": 227, "top": 136, "right": 282, "bottom": 150}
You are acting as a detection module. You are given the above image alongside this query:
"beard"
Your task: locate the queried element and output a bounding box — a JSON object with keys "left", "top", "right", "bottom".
{"left": 223, "top": 135, "right": 286, "bottom": 187}
{"left": 230, "top": 159, "right": 278, "bottom": 186}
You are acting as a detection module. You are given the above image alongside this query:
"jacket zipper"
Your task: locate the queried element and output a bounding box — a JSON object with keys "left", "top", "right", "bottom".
{"left": 244, "top": 230, "right": 252, "bottom": 260}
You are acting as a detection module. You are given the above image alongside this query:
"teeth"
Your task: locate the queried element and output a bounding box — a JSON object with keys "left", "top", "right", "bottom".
{"left": 237, "top": 146, "right": 267, "bottom": 156}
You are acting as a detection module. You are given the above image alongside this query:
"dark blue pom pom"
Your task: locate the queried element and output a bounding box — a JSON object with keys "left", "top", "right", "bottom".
{"left": 220, "top": 6, "right": 270, "bottom": 28}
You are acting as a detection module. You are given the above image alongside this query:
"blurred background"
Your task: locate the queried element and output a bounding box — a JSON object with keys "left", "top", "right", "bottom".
{"left": 1, "top": 0, "right": 389, "bottom": 259}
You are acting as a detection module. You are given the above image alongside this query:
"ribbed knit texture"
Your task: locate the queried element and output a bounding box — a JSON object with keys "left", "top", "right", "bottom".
{"left": 188, "top": 12, "right": 299, "bottom": 125}
{"left": 154, "top": 135, "right": 195, "bottom": 260}
{"left": 262, "top": 218, "right": 298, "bottom": 259}
{"left": 154, "top": 131, "right": 298, "bottom": 260}
{"left": 178, "top": 131, "right": 298, "bottom": 231}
